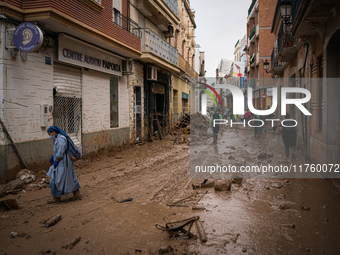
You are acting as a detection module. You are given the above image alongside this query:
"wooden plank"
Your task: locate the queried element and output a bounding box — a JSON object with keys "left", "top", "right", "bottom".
{"left": 0, "top": 117, "right": 27, "bottom": 169}
{"left": 155, "top": 119, "right": 163, "bottom": 140}
{"left": 195, "top": 221, "right": 207, "bottom": 242}
{"left": 144, "top": 121, "right": 153, "bottom": 142}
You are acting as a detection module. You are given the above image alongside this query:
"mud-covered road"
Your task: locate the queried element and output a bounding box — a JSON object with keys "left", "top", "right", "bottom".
{"left": 1, "top": 127, "right": 340, "bottom": 255}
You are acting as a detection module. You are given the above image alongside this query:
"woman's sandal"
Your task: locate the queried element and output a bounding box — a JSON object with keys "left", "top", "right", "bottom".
{"left": 71, "top": 190, "right": 82, "bottom": 201}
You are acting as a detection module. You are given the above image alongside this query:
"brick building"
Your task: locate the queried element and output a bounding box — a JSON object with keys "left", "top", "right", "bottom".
{"left": 246, "top": 0, "right": 276, "bottom": 110}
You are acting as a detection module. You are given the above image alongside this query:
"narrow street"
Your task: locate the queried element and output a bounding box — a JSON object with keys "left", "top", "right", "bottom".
{"left": 1, "top": 125, "right": 340, "bottom": 255}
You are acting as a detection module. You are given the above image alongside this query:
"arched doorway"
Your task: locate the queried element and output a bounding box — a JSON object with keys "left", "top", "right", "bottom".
{"left": 326, "top": 29, "right": 340, "bottom": 162}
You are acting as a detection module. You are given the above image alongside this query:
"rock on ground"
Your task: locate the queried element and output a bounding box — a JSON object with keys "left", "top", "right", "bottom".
{"left": 214, "top": 180, "right": 231, "bottom": 191}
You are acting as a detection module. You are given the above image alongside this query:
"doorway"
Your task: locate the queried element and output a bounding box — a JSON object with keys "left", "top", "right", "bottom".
{"left": 326, "top": 29, "right": 340, "bottom": 161}
{"left": 134, "top": 86, "right": 142, "bottom": 140}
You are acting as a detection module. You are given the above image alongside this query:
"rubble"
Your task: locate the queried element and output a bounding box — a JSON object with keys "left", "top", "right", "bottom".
{"left": 195, "top": 220, "right": 207, "bottom": 243}
{"left": 16, "top": 169, "right": 36, "bottom": 184}
{"left": 44, "top": 214, "right": 62, "bottom": 228}
{"left": 214, "top": 180, "right": 232, "bottom": 191}
{"left": 5, "top": 179, "right": 25, "bottom": 191}
{"left": 62, "top": 236, "right": 81, "bottom": 250}
{"left": 0, "top": 199, "right": 20, "bottom": 211}
{"left": 200, "top": 179, "right": 215, "bottom": 188}
{"left": 155, "top": 245, "right": 174, "bottom": 255}
{"left": 175, "top": 113, "right": 190, "bottom": 129}
{"left": 232, "top": 177, "right": 243, "bottom": 184}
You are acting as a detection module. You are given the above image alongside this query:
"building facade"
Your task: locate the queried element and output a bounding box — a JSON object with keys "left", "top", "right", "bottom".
{"left": 170, "top": 0, "right": 197, "bottom": 125}
{"left": 0, "top": 0, "right": 198, "bottom": 182}
{"left": 246, "top": 0, "right": 276, "bottom": 110}
{"left": 128, "top": 0, "right": 197, "bottom": 141}
{"left": 270, "top": 0, "right": 340, "bottom": 163}
{"left": 0, "top": 0, "right": 142, "bottom": 181}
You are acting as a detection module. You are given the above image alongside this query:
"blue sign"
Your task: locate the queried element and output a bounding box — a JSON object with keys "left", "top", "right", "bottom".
{"left": 45, "top": 53, "right": 51, "bottom": 65}
{"left": 13, "top": 23, "right": 43, "bottom": 52}
{"left": 240, "top": 77, "right": 245, "bottom": 88}
{"left": 182, "top": 92, "right": 189, "bottom": 99}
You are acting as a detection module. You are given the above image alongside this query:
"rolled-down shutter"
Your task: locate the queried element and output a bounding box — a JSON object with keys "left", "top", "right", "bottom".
{"left": 53, "top": 63, "right": 82, "bottom": 151}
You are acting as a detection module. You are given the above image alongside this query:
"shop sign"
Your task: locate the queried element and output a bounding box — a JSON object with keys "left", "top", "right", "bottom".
{"left": 182, "top": 92, "right": 189, "bottom": 99}
{"left": 13, "top": 22, "right": 43, "bottom": 52}
{"left": 58, "top": 34, "right": 122, "bottom": 76}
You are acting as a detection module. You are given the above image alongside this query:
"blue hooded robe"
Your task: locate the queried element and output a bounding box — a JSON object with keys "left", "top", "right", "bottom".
{"left": 47, "top": 127, "right": 80, "bottom": 197}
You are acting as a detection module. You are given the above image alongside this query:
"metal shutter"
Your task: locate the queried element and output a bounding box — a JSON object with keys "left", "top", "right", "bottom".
{"left": 53, "top": 63, "right": 82, "bottom": 151}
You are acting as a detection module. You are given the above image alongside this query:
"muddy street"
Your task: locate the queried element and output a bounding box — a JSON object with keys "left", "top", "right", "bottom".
{"left": 1, "top": 127, "right": 340, "bottom": 255}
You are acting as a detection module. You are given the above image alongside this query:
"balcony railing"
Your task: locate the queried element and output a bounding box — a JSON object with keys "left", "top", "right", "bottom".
{"left": 114, "top": 13, "right": 142, "bottom": 38}
{"left": 164, "top": 0, "right": 178, "bottom": 16}
{"left": 271, "top": 48, "right": 284, "bottom": 75}
{"left": 277, "top": 21, "right": 297, "bottom": 62}
{"left": 250, "top": 53, "right": 255, "bottom": 66}
{"left": 179, "top": 54, "right": 197, "bottom": 79}
{"left": 248, "top": 0, "right": 256, "bottom": 15}
{"left": 249, "top": 79, "right": 255, "bottom": 88}
{"left": 249, "top": 25, "right": 256, "bottom": 41}
{"left": 271, "top": 48, "right": 278, "bottom": 70}
{"left": 291, "top": 0, "right": 303, "bottom": 24}
{"left": 141, "top": 29, "right": 178, "bottom": 66}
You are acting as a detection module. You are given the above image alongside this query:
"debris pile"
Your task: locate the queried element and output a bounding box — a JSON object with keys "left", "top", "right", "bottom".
{"left": 190, "top": 113, "right": 210, "bottom": 136}
{"left": 175, "top": 113, "right": 190, "bottom": 129}
{"left": 16, "top": 169, "right": 36, "bottom": 184}
{"left": 1, "top": 169, "right": 48, "bottom": 199}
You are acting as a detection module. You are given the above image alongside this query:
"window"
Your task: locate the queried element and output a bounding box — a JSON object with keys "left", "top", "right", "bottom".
{"left": 110, "top": 77, "right": 119, "bottom": 128}
{"left": 182, "top": 40, "right": 185, "bottom": 57}
{"left": 53, "top": 96, "right": 81, "bottom": 134}
{"left": 113, "top": 0, "right": 122, "bottom": 26}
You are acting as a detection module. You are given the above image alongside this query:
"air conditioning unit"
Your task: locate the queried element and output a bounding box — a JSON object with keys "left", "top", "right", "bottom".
{"left": 165, "top": 25, "right": 175, "bottom": 38}
{"left": 122, "top": 60, "right": 133, "bottom": 75}
{"left": 147, "top": 66, "right": 157, "bottom": 81}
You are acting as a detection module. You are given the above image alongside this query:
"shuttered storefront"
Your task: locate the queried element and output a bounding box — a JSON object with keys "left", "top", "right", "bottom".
{"left": 53, "top": 63, "right": 82, "bottom": 150}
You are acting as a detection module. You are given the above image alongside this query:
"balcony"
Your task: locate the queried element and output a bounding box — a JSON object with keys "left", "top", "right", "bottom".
{"left": 141, "top": 29, "right": 179, "bottom": 70}
{"left": 291, "top": 0, "right": 303, "bottom": 23}
{"left": 0, "top": 0, "right": 142, "bottom": 58}
{"left": 249, "top": 79, "right": 255, "bottom": 88}
{"left": 271, "top": 48, "right": 284, "bottom": 75}
{"left": 292, "top": 0, "right": 334, "bottom": 38}
{"left": 250, "top": 53, "right": 256, "bottom": 67}
{"left": 136, "top": 0, "right": 180, "bottom": 30}
{"left": 115, "top": 13, "right": 142, "bottom": 38}
{"left": 278, "top": 22, "right": 297, "bottom": 62}
{"left": 249, "top": 26, "right": 256, "bottom": 43}
{"left": 163, "top": 0, "right": 178, "bottom": 16}
{"left": 179, "top": 54, "right": 198, "bottom": 79}
{"left": 248, "top": 0, "right": 258, "bottom": 19}
{"left": 256, "top": 23, "right": 259, "bottom": 38}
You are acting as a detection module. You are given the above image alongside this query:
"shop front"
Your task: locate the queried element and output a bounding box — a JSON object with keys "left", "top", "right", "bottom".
{"left": 57, "top": 34, "right": 130, "bottom": 156}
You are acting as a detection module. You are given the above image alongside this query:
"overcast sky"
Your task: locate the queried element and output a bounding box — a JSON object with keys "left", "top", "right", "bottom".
{"left": 191, "top": 0, "right": 251, "bottom": 77}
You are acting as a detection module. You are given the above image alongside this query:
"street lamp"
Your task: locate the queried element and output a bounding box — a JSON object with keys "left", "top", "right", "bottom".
{"left": 279, "top": 0, "right": 292, "bottom": 25}
{"left": 263, "top": 59, "right": 270, "bottom": 73}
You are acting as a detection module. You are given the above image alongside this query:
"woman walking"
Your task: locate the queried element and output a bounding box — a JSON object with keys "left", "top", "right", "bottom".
{"left": 281, "top": 113, "right": 297, "bottom": 160}
{"left": 47, "top": 126, "right": 81, "bottom": 203}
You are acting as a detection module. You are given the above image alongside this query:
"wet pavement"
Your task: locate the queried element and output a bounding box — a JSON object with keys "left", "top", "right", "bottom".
{"left": 0, "top": 126, "right": 340, "bottom": 254}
